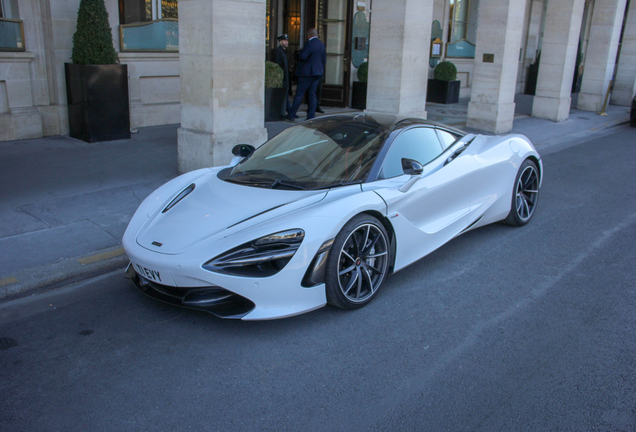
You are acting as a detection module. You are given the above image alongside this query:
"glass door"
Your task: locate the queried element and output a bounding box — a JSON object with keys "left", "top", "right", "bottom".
{"left": 318, "top": 0, "right": 352, "bottom": 107}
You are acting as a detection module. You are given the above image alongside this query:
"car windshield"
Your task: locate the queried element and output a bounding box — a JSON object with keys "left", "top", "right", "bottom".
{"left": 226, "top": 120, "right": 386, "bottom": 189}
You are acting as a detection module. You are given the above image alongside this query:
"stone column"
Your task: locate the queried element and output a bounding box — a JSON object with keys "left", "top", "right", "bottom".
{"left": 577, "top": 0, "right": 627, "bottom": 112}
{"left": 532, "top": 0, "right": 585, "bottom": 122}
{"left": 466, "top": 0, "right": 526, "bottom": 134}
{"left": 365, "top": 0, "right": 433, "bottom": 118}
{"left": 177, "top": 0, "right": 268, "bottom": 173}
{"left": 611, "top": 1, "right": 636, "bottom": 106}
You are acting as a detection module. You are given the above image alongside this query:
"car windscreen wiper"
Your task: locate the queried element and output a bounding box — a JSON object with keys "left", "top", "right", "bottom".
{"left": 270, "top": 179, "right": 307, "bottom": 190}
{"left": 312, "top": 180, "right": 362, "bottom": 190}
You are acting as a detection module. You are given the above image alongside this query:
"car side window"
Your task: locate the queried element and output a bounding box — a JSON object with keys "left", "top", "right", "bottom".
{"left": 436, "top": 129, "right": 461, "bottom": 149}
{"left": 380, "top": 128, "right": 444, "bottom": 179}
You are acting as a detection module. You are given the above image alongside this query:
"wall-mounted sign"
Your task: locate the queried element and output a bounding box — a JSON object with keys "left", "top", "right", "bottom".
{"left": 352, "top": 11, "right": 370, "bottom": 68}
{"left": 355, "top": 37, "right": 366, "bottom": 51}
{"left": 483, "top": 53, "right": 495, "bottom": 63}
{"left": 431, "top": 20, "right": 443, "bottom": 41}
{"left": 430, "top": 38, "right": 442, "bottom": 58}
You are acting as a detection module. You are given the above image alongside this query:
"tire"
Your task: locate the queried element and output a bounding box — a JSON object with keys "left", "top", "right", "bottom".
{"left": 325, "top": 214, "right": 390, "bottom": 309}
{"left": 503, "top": 159, "right": 540, "bottom": 226}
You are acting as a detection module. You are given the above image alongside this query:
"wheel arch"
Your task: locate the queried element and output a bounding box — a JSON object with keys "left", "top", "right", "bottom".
{"left": 526, "top": 154, "right": 542, "bottom": 183}
{"left": 359, "top": 209, "right": 397, "bottom": 274}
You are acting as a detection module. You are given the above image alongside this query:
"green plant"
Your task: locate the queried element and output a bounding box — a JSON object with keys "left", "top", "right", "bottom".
{"left": 434, "top": 61, "right": 457, "bottom": 81}
{"left": 71, "top": 0, "right": 118, "bottom": 65}
{"left": 357, "top": 62, "right": 368, "bottom": 83}
{"left": 265, "top": 61, "right": 283, "bottom": 88}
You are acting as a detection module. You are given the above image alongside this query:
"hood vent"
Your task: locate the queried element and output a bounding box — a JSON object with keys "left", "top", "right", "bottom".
{"left": 162, "top": 184, "right": 195, "bottom": 213}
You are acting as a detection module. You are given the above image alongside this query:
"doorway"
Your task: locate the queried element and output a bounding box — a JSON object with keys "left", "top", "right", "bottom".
{"left": 315, "top": 0, "right": 354, "bottom": 107}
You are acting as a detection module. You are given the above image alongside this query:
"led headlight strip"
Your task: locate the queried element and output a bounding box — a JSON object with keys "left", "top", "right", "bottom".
{"left": 203, "top": 229, "right": 305, "bottom": 277}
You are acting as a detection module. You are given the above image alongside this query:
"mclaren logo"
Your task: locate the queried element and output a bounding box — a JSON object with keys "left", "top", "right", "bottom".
{"left": 152, "top": 241, "right": 163, "bottom": 247}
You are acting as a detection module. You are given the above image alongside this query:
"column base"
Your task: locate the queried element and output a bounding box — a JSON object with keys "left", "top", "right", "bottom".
{"left": 532, "top": 95, "right": 571, "bottom": 122}
{"left": 609, "top": 89, "right": 636, "bottom": 107}
{"left": 466, "top": 102, "right": 515, "bottom": 134}
{"left": 0, "top": 107, "right": 43, "bottom": 141}
{"left": 577, "top": 92, "right": 606, "bottom": 113}
{"left": 178, "top": 126, "right": 268, "bottom": 174}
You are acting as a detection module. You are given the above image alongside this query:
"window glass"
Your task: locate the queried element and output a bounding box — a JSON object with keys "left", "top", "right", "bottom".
{"left": 227, "top": 121, "right": 386, "bottom": 189}
{"left": 436, "top": 129, "right": 461, "bottom": 149}
{"left": 119, "top": 0, "right": 177, "bottom": 24}
{"left": 448, "top": 0, "right": 469, "bottom": 43}
{"left": 380, "top": 128, "right": 443, "bottom": 179}
{"left": 0, "top": 0, "right": 19, "bottom": 19}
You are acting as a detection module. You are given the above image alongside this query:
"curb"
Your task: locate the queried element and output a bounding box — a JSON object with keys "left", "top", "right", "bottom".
{"left": 532, "top": 117, "right": 631, "bottom": 155}
{"left": 0, "top": 245, "right": 129, "bottom": 302}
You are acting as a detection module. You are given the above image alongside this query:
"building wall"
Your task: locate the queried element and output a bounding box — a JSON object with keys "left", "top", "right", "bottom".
{"left": 0, "top": 0, "right": 181, "bottom": 142}
{"left": 0, "top": 0, "right": 631, "bottom": 142}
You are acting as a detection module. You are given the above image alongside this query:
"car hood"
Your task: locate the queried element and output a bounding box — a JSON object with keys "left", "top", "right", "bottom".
{"left": 136, "top": 171, "right": 327, "bottom": 254}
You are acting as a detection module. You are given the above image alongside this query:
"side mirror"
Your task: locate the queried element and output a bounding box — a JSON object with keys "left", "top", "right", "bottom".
{"left": 232, "top": 144, "right": 255, "bottom": 158}
{"left": 401, "top": 158, "right": 424, "bottom": 176}
{"left": 399, "top": 159, "right": 424, "bottom": 193}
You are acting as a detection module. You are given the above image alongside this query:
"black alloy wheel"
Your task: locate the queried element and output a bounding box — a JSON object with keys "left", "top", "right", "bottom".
{"left": 503, "top": 159, "right": 540, "bottom": 226}
{"left": 325, "top": 214, "right": 390, "bottom": 309}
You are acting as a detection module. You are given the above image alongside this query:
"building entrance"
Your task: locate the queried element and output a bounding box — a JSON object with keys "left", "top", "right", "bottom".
{"left": 267, "top": 0, "right": 353, "bottom": 108}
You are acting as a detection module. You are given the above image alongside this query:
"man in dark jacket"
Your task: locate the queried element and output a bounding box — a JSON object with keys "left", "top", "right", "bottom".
{"left": 272, "top": 34, "right": 291, "bottom": 113}
{"left": 287, "top": 28, "right": 326, "bottom": 121}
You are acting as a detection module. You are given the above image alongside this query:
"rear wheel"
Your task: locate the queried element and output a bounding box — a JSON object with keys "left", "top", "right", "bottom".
{"left": 503, "top": 159, "right": 540, "bottom": 226}
{"left": 325, "top": 214, "right": 390, "bottom": 309}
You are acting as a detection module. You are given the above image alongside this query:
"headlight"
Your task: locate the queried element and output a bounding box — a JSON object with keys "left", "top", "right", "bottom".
{"left": 203, "top": 229, "right": 305, "bottom": 277}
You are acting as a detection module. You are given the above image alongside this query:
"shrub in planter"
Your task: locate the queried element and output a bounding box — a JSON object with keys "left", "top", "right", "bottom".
{"left": 351, "top": 61, "right": 368, "bottom": 110}
{"left": 427, "top": 60, "right": 460, "bottom": 104}
{"left": 65, "top": 0, "right": 130, "bottom": 142}
{"left": 264, "top": 61, "right": 287, "bottom": 121}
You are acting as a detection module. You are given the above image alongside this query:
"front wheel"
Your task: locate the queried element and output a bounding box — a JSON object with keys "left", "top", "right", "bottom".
{"left": 325, "top": 214, "right": 390, "bottom": 309}
{"left": 503, "top": 159, "right": 540, "bottom": 226}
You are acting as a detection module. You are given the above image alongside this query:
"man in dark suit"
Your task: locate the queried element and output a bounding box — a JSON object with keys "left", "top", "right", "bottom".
{"left": 287, "top": 28, "right": 326, "bottom": 121}
{"left": 272, "top": 34, "right": 291, "bottom": 113}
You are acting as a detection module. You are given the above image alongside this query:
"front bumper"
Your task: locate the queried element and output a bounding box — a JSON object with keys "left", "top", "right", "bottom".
{"left": 125, "top": 263, "right": 255, "bottom": 319}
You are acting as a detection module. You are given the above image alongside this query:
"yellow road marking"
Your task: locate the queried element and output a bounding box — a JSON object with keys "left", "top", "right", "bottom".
{"left": 77, "top": 248, "right": 126, "bottom": 265}
{"left": 0, "top": 277, "right": 19, "bottom": 287}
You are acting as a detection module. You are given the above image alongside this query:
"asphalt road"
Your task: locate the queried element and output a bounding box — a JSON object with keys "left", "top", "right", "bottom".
{"left": 1, "top": 127, "right": 635, "bottom": 431}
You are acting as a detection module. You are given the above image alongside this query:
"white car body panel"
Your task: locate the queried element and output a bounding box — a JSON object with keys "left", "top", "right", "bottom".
{"left": 122, "top": 115, "right": 542, "bottom": 320}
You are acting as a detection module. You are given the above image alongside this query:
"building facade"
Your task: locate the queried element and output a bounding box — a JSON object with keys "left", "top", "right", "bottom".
{"left": 1, "top": 0, "right": 634, "bottom": 170}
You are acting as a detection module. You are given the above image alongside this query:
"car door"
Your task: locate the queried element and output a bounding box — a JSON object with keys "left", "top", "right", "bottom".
{"left": 368, "top": 127, "right": 481, "bottom": 271}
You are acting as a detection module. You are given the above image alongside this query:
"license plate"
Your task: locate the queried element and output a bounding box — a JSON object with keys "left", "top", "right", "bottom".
{"left": 133, "top": 262, "right": 163, "bottom": 283}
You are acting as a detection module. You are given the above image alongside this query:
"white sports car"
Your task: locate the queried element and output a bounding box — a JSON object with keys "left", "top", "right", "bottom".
{"left": 123, "top": 113, "right": 542, "bottom": 320}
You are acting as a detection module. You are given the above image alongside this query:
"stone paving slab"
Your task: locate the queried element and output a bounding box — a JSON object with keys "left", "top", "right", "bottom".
{"left": 0, "top": 220, "right": 119, "bottom": 276}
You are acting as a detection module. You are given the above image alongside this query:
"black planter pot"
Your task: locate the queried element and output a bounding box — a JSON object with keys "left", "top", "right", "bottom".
{"left": 265, "top": 87, "right": 287, "bottom": 121}
{"left": 426, "top": 79, "right": 460, "bottom": 104}
{"left": 630, "top": 96, "right": 636, "bottom": 127}
{"left": 65, "top": 63, "right": 131, "bottom": 143}
{"left": 351, "top": 81, "right": 367, "bottom": 110}
{"left": 525, "top": 62, "right": 539, "bottom": 95}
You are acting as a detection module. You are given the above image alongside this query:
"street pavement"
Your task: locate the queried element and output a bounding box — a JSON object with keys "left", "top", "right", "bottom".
{"left": 0, "top": 94, "right": 631, "bottom": 301}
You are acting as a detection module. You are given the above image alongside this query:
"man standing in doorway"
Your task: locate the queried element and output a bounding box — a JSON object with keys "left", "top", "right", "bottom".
{"left": 287, "top": 28, "right": 326, "bottom": 121}
{"left": 272, "top": 34, "right": 291, "bottom": 114}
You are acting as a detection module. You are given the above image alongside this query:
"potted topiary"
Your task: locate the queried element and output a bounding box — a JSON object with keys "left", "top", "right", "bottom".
{"left": 65, "top": 0, "right": 130, "bottom": 142}
{"left": 351, "top": 61, "right": 368, "bottom": 110}
{"left": 264, "top": 61, "right": 286, "bottom": 121}
{"left": 426, "top": 60, "right": 460, "bottom": 104}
